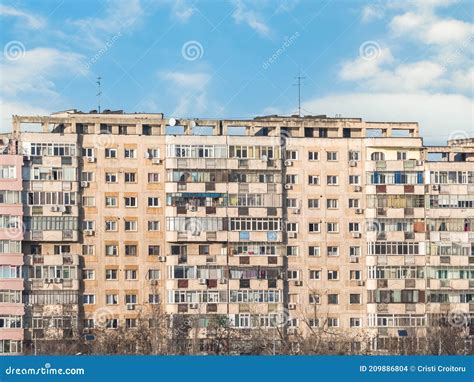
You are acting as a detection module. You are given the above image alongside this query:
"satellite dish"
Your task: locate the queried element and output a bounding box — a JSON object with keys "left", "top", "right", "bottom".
{"left": 168, "top": 118, "right": 176, "bottom": 126}
{"left": 189, "top": 120, "right": 196, "bottom": 128}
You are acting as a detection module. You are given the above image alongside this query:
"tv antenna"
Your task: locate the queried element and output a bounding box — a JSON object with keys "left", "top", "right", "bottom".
{"left": 293, "top": 70, "right": 305, "bottom": 117}
{"left": 96, "top": 76, "right": 102, "bottom": 113}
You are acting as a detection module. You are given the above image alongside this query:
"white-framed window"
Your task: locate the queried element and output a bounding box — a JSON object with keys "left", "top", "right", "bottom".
{"left": 287, "top": 246, "right": 299, "bottom": 256}
{"left": 105, "top": 196, "right": 118, "bottom": 207}
{"left": 308, "top": 175, "right": 320, "bottom": 185}
{"left": 125, "top": 269, "right": 137, "bottom": 280}
{"left": 327, "top": 246, "right": 339, "bottom": 257}
{"left": 350, "top": 246, "right": 361, "bottom": 257}
{"left": 106, "top": 319, "right": 119, "bottom": 329}
{"left": 106, "top": 294, "right": 118, "bottom": 305}
{"left": 148, "top": 269, "right": 160, "bottom": 280}
{"left": 148, "top": 220, "right": 160, "bottom": 231}
{"left": 349, "top": 151, "right": 360, "bottom": 161}
{"left": 309, "top": 318, "right": 319, "bottom": 327}
{"left": 83, "top": 269, "right": 95, "bottom": 280}
{"left": 349, "top": 175, "right": 360, "bottom": 185}
{"left": 82, "top": 148, "right": 94, "bottom": 158}
{"left": 82, "top": 221, "right": 95, "bottom": 230}
{"left": 82, "top": 245, "right": 95, "bottom": 256}
{"left": 327, "top": 175, "right": 338, "bottom": 185}
{"left": 308, "top": 151, "right": 319, "bottom": 161}
{"left": 286, "top": 198, "right": 297, "bottom": 208}
{"left": 327, "top": 151, "right": 338, "bottom": 161}
{"left": 286, "top": 174, "right": 298, "bottom": 184}
{"left": 147, "top": 148, "right": 161, "bottom": 159}
{"left": 349, "top": 222, "right": 360, "bottom": 232}
{"left": 124, "top": 197, "right": 137, "bottom": 207}
{"left": 287, "top": 270, "right": 299, "bottom": 280}
{"left": 309, "top": 246, "right": 320, "bottom": 257}
{"left": 349, "top": 199, "right": 360, "bottom": 208}
{"left": 105, "top": 220, "right": 117, "bottom": 232}
{"left": 308, "top": 199, "right": 319, "bottom": 208}
{"left": 148, "top": 294, "right": 160, "bottom": 304}
{"left": 328, "top": 294, "right": 339, "bottom": 304}
{"left": 81, "top": 172, "right": 94, "bottom": 182}
{"left": 124, "top": 148, "right": 137, "bottom": 159}
{"left": 124, "top": 220, "right": 137, "bottom": 232}
{"left": 105, "top": 245, "right": 118, "bottom": 256}
{"left": 309, "top": 270, "right": 321, "bottom": 280}
{"left": 328, "top": 270, "right": 339, "bottom": 280}
{"left": 83, "top": 294, "right": 95, "bottom": 304}
{"left": 105, "top": 148, "right": 117, "bottom": 158}
{"left": 105, "top": 173, "right": 118, "bottom": 183}
{"left": 124, "top": 172, "right": 136, "bottom": 183}
{"left": 328, "top": 317, "right": 339, "bottom": 327}
{"left": 286, "top": 150, "right": 298, "bottom": 160}
{"left": 309, "top": 294, "right": 320, "bottom": 305}
{"left": 148, "top": 173, "right": 160, "bottom": 183}
{"left": 0, "top": 166, "right": 16, "bottom": 179}
{"left": 327, "top": 222, "right": 339, "bottom": 233}
{"left": 82, "top": 196, "right": 95, "bottom": 207}
{"left": 287, "top": 222, "right": 298, "bottom": 232}
{"left": 350, "top": 270, "right": 361, "bottom": 280}
{"left": 105, "top": 269, "right": 118, "bottom": 280}
{"left": 350, "top": 317, "right": 362, "bottom": 328}
{"left": 350, "top": 294, "right": 361, "bottom": 304}
{"left": 397, "top": 151, "right": 407, "bottom": 160}
{"left": 308, "top": 223, "right": 320, "bottom": 233}
{"left": 125, "top": 294, "right": 137, "bottom": 304}
{"left": 326, "top": 199, "right": 338, "bottom": 209}
{"left": 148, "top": 197, "right": 160, "bottom": 207}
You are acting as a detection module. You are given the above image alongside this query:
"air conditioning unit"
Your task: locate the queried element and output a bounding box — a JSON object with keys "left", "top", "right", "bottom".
{"left": 354, "top": 185, "right": 362, "bottom": 192}
{"left": 189, "top": 303, "right": 198, "bottom": 309}
{"left": 158, "top": 256, "right": 166, "bottom": 262}
{"left": 152, "top": 158, "right": 162, "bottom": 164}
{"left": 199, "top": 278, "right": 207, "bottom": 285}
{"left": 144, "top": 152, "right": 150, "bottom": 159}
{"left": 349, "top": 160, "right": 357, "bottom": 167}
{"left": 54, "top": 278, "right": 63, "bottom": 283}
{"left": 219, "top": 278, "right": 227, "bottom": 284}
{"left": 288, "top": 303, "right": 296, "bottom": 310}
{"left": 261, "top": 155, "right": 268, "bottom": 162}
{"left": 432, "top": 185, "right": 440, "bottom": 191}
{"left": 416, "top": 160, "right": 424, "bottom": 166}
{"left": 58, "top": 205, "right": 66, "bottom": 213}
{"left": 126, "top": 304, "right": 135, "bottom": 311}
{"left": 284, "top": 160, "right": 293, "bottom": 167}
{"left": 287, "top": 328, "right": 297, "bottom": 335}
{"left": 288, "top": 232, "right": 297, "bottom": 239}
{"left": 349, "top": 257, "right": 359, "bottom": 263}
{"left": 292, "top": 208, "right": 300, "bottom": 214}
{"left": 284, "top": 184, "right": 293, "bottom": 190}
{"left": 87, "top": 157, "right": 96, "bottom": 163}
{"left": 84, "top": 230, "right": 95, "bottom": 236}
{"left": 50, "top": 205, "right": 59, "bottom": 212}
{"left": 80, "top": 181, "right": 89, "bottom": 188}
{"left": 356, "top": 281, "right": 365, "bottom": 286}
{"left": 352, "top": 232, "right": 361, "bottom": 238}
{"left": 355, "top": 208, "right": 363, "bottom": 214}
{"left": 294, "top": 280, "right": 303, "bottom": 287}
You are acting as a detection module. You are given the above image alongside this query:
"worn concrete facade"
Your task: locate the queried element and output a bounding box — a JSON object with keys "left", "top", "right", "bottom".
{"left": 1, "top": 110, "right": 472, "bottom": 353}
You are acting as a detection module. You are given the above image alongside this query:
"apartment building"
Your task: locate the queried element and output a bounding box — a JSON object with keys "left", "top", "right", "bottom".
{"left": 3, "top": 110, "right": 473, "bottom": 354}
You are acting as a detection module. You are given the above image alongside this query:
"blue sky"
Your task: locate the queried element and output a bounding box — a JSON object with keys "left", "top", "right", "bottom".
{"left": 0, "top": 0, "right": 472, "bottom": 143}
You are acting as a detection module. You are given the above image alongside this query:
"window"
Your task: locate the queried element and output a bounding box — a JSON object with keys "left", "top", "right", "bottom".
{"left": 149, "top": 294, "right": 160, "bottom": 304}
{"left": 327, "top": 246, "right": 339, "bottom": 257}
{"left": 147, "top": 148, "right": 160, "bottom": 159}
{"left": 286, "top": 150, "right": 298, "bottom": 160}
{"left": 349, "top": 222, "right": 360, "bottom": 232}
{"left": 287, "top": 270, "right": 299, "bottom": 280}
{"left": 308, "top": 199, "right": 319, "bottom": 208}
{"left": 106, "top": 319, "right": 118, "bottom": 329}
{"left": 328, "top": 294, "right": 339, "bottom": 304}
{"left": 148, "top": 269, "right": 160, "bottom": 280}
{"left": 105, "top": 220, "right": 117, "bottom": 232}
{"left": 126, "top": 318, "right": 137, "bottom": 329}
{"left": 286, "top": 198, "right": 297, "bottom": 208}
{"left": 308, "top": 151, "right": 318, "bottom": 161}
{"left": 309, "top": 294, "right": 320, "bottom": 304}
{"left": 287, "top": 222, "right": 298, "bottom": 232}
{"left": 105, "top": 245, "right": 118, "bottom": 256}
{"left": 148, "top": 220, "right": 160, "bottom": 231}
{"left": 81, "top": 172, "right": 94, "bottom": 182}
{"left": 106, "top": 294, "right": 118, "bottom": 305}
{"left": 309, "top": 319, "right": 319, "bottom": 327}
{"left": 124, "top": 197, "right": 137, "bottom": 207}
{"left": 309, "top": 246, "right": 320, "bottom": 257}
{"left": 326, "top": 199, "right": 338, "bottom": 209}
{"left": 105, "top": 148, "right": 117, "bottom": 158}
{"left": 328, "top": 318, "right": 339, "bottom": 327}
{"left": 286, "top": 174, "right": 298, "bottom": 184}
{"left": 350, "top": 294, "right": 361, "bottom": 304}
{"left": 148, "top": 245, "right": 160, "bottom": 256}
{"left": 124, "top": 172, "right": 136, "bottom": 183}
{"left": 309, "top": 270, "right": 321, "bottom": 280}
{"left": 124, "top": 148, "right": 137, "bottom": 159}
{"left": 397, "top": 151, "right": 407, "bottom": 160}
{"left": 308, "top": 175, "right": 319, "bottom": 185}
{"left": 199, "top": 245, "right": 209, "bottom": 255}
{"left": 83, "top": 319, "right": 94, "bottom": 329}
{"left": 371, "top": 152, "right": 385, "bottom": 161}
{"left": 327, "top": 152, "right": 338, "bottom": 161}
{"left": 105, "top": 173, "right": 117, "bottom": 183}
{"left": 350, "top": 318, "right": 362, "bottom": 328}
{"left": 83, "top": 295, "right": 95, "bottom": 304}
{"left": 287, "top": 246, "right": 299, "bottom": 256}
{"left": 125, "top": 245, "right": 138, "bottom": 257}
{"left": 148, "top": 197, "right": 160, "bottom": 207}
{"left": 82, "top": 221, "right": 95, "bottom": 230}
{"left": 105, "top": 196, "right": 117, "bottom": 207}
{"left": 328, "top": 270, "right": 339, "bottom": 280}
{"left": 350, "top": 246, "right": 361, "bottom": 257}
{"left": 125, "top": 294, "right": 137, "bottom": 304}
{"left": 148, "top": 173, "right": 160, "bottom": 183}
{"left": 327, "top": 222, "right": 339, "bottom": 233}
{"left": 308, "top": 223, "right": 320, "bottom": 233}
{"left": 349, "top": 199, "right": 360, "bottom": 208}
{"left": 349, "top": 175, "right": 360, "bottom": 185}
{"left": 54, "top": 245, "right": 70, "bottom": 255}
{"left": 327, "top": 175, "right": 338, "bottom": 185}
{"left": 105, "top": 269, "right": 118, "bottom": 280}
{"left": 349, "top": 151, "right": 360, "bottom": 161}
{"left": 82, "top": 245, "right": 94, "bottom": 256}
{"left": 82, "top": 148, "right": 94, "bottom": 158}
{"left": 83, "top": 269, "right": 95, "bottom": 280}
{"left": 350, "top": 270, "right": 361, "bottom": 280}
{"left": 124, "top": 220, "right": 137, "bottom": 232}
{"left": 125, "top": 269, "right": 137, "bottom": 280}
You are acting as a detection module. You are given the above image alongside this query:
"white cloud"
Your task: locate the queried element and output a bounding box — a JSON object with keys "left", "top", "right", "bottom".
{"left": 0, "top": 5, "right": 45, "bottom": 29}
{"left": 232, "top": 0, "right": 271, "bottom": 37}
{"left": 302, "top": 92, "right": 474, "bottom": 144}
{"left": 159, "top": 71, "right": 212, "bottom": 116}
{"left": 340, "top": 46, "right": 393, "bottom": 81}
{"left": 361, "top": 5, "right": 384, "bottom": 23}
{"left": 0, "top": 101, "right": 51, "bottom": 133}
{"left": 171, "top": 0, "right": 194, "bottom": 22}
{"left": 71, "top": 0, "right": 143, "bottom": 48}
